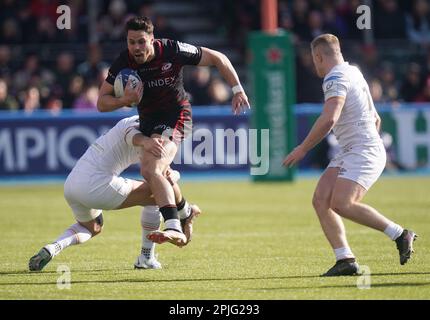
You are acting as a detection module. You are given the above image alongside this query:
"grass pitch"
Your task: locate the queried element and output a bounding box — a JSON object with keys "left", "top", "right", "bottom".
{"left": 0, "top": 176, "right": 429, "bottom": 299}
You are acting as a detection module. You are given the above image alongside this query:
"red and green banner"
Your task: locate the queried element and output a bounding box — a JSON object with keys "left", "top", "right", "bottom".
{"left": 248, "top": 31, "right": 296, "bottom": 181}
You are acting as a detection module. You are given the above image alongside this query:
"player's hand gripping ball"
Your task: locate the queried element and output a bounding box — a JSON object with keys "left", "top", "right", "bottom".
{"left": 114, "top": 68, "right": 143, "bottom": 107}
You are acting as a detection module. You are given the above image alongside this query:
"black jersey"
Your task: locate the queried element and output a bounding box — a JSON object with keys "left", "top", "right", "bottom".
{"left": 106, "top": 39, "right": 202, "bottom": 116}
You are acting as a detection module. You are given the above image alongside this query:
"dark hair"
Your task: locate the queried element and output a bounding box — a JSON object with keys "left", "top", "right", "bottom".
{"left": 125, "top": 16, "right": 154, "bottom": 34}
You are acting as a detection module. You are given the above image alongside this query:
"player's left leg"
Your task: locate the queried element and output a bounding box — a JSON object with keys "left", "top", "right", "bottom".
{"left": 331, "top": 178, "right": 417, "bottom": 265}
{"left": 29, "top": 209, "right": 101, "bottom": 272}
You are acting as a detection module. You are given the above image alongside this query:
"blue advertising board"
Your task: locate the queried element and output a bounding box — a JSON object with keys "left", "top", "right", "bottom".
{"left": 0, "top": 108, "right": 251, "bottom": 178}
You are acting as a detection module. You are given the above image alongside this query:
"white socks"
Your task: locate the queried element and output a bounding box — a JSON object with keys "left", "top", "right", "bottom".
{"left": 141, "top": 206, "right": 161, "bottom": 259}
{"left": 165, "top": 219, "right": 182, "bottom": 232}
{"left": 384, "top": 223, "right": 404, "bottom": 240}
{"left": 334, "top": 247, "right": 355, "bottom": 261}
{"left": 178, "top": 201, "right": 191, "bottom": 220}
{"left": 47, "top": 223, "right": 92, "bottom": 256}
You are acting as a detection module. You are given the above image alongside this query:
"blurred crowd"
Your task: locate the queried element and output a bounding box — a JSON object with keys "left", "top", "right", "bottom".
{"left": 0, "top": 0, "right": 235, "bottom": 112}
{"left": 2, "top": 0, "right": 430, "bottom": 113}
{"left": 219, "top": 0, "right": 430, "bottom": 104}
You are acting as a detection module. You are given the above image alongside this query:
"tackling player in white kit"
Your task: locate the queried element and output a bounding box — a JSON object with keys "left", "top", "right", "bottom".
{"left": 29, "top": 115, "right": 201, "bottom": 272}
{"left": 283, "top": 34, "right": 417, "bottom": 276}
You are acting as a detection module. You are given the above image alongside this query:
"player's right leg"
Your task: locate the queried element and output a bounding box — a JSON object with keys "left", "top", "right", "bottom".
{"left": 312, "top": 167, "right": 359, "bottom": 277}
{"left": 140, "top": 135, "right": 185, "bottom": 243}
{"left": 331, "top": 177, "right": 418, "bottom": 266}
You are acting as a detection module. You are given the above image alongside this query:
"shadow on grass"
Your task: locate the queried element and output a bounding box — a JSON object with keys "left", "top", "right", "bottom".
{"left": 252, "top": 282, "right": 430, "bottom": 291}
{"left": 0, "top": 274, "right": 321, "bottom": 286}
{"left": 0, "top": 269, "right": 120, "bottom": 276}
{"left": 1, "top": 271, "right": 430, "bottom": 288}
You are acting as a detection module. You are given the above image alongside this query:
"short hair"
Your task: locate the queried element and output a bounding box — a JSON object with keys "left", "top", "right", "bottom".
{"left": 125, "top": 16, "right": 154, "bottom": 34}
{"left": 311, "top": 34, "right": 341, "bottom": 56}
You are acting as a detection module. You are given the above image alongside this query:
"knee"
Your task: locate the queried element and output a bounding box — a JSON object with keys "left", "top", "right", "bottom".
{"left": 312, "top": 192, "right": 330, "bottom": 214}
{"left": 91, "top": 214, "right": 104, "bottom": 236}
{"left": 140, "top": 166, "right": 163, "bottom": 181}
{"left": 330, "top": 197, "right": 353, "bottom": 217}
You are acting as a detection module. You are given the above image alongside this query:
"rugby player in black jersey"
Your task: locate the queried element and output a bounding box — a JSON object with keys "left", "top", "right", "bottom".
{"left": 97, "top": 16, "right": 249, "bottom": 247}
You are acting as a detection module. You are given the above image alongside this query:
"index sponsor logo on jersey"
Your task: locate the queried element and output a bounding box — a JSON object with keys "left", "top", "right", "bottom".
{"left": 146, "top": 76, "right": 175, "bottom": 88}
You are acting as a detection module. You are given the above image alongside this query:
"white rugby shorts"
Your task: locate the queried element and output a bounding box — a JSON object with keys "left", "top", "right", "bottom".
{"left": 64, "top": 170, "right": 133, "bottom": 222}
{"left": 328, "top": 143, "right": 386, "bottom": 190}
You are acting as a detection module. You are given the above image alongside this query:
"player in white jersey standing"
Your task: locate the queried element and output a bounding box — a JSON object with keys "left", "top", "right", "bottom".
{"left": 29, "top": 115, "right": 201, "bottom": 272}
{"left": 283, "top": 34, "right": 417, "bottom": 276}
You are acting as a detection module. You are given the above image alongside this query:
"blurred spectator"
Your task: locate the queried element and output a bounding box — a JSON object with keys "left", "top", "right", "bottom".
{"left": 187, "top": 67, "right": 212, "bottom": 106}
{"left": 307, "top": 10, "right": 326, "bottom": 40}
{"left": 369, "top": 78, "right": 384, "bottom": 103}
{"left": 72, "top": 84, "right": 99, "bottom": 110}
{"left": 137, "top": 2, "right": 155, "bottom": 20}
{"left": 322, "top": 4, "right": 348, "bottom": 38}
{"left": 399, "top": 62, "right": 423, "bottom": 101}
{"left": 23, "top": 86, "right": 41, "bottom": 113}
{"left": 63, "top": 75, "right": 85, "bottom": 109}
{"left": 378, "top": 62, "right": 400, "bottom": 101}
{"left": 333, "top": 0, "right": 361, "bottom": 39}
{"left": 296, "top": 47, "right": 323, "bottom": 103}
{"left": 414, "top": 75, "right": 430, "bottom": 102}
{"left": 98, "top": 0, "right": 128, "bottom": 41}
{"left": 45, "top": 97, "right": 63, "bottom": 114}
{"left": 279, "top": 1, "right": 294, "bottom": 30}
{"left": 0, "top": 45, "right": 12, "bottom": 80}
{"left": 374, "top": 0, "right": 407, "bottom": 39}
{"left": 154, "top": 14, "right": 182, "bottom": 41}
{"left": 53, "top": 52, "right": 75, "bottom": 105}
{"left": 291, "top": 0, "right": 311, "bottom": 41}
{"left": 34, "top": 16, "right": 59, "bottom": 43}
{"left": 13, "top": 54, "right": 42, "bottom": 91}
{"left": 359, "top": 45, "right": 380, "bottom": 80}
{"left": 0, "top": 0, "right": 20, "bottom": 22}
{"left": 207, "top": 77, "right": 231, "bottom": 105}
{"left": 0, "top": 78, "right": 19, "bottom": 111}
{"left": 0, "top": 17, "right": 22, "bottom": 44}
{"left": 406, "top": 0, "right": 430, "bottom": 47}
{"left": 30, "top": 0, "right": 59, "bottom": 22}
{"left": 77, "top": 44, "right": 109, "bottom": 84}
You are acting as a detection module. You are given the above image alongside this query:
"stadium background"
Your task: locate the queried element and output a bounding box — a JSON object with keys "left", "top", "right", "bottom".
{"left": 1, "top": 0, "right": 430, "bottom": 301}
{"left": 1, "top": 0, "right": 430, "bottom": 179}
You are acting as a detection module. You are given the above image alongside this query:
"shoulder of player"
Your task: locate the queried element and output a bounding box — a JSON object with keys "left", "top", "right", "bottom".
{"left": 323, "top": 71, "right": 346, "bottom": 83}
{"left": 158, "top": 38, "right": 200, "bottom": 56}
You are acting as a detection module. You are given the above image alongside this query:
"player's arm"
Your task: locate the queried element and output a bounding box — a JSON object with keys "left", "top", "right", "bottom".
{"left": 125, "top": 126, "right": 166, "bottom": 158}
{"left": 198, "top": 47, "right": 250, "bottom": 115}
{"left": 97, "top": 80, "right": 142, "bottom": 112}
{"left": 283, "top": 96, "right": 345, "bottom": 167}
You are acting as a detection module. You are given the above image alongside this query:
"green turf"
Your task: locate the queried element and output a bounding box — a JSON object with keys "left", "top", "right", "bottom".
{"left": 0, "top": 176, "right": 429, "bottom": 299}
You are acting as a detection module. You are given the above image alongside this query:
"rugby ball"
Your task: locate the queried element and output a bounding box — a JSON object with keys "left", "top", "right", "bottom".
{"left": 113, "top": 68, "right": 142, "bottom": 106}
